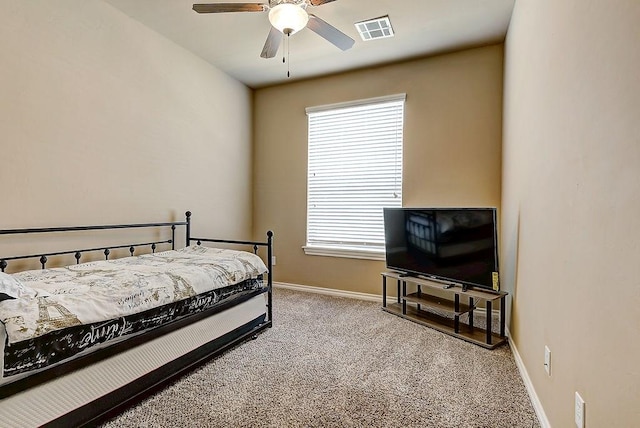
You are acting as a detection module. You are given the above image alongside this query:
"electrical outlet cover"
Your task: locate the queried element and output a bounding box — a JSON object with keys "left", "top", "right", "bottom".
{"left": 575, "top": 392, "right": 585, "bottom": 428}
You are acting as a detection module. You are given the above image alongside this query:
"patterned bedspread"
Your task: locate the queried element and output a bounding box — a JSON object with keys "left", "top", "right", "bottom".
{"left": 0, "top": 246, "right": 268, "bottom": 345}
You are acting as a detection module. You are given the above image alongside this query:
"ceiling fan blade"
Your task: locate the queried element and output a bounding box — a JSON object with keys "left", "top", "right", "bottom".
{"left": 307, "top": 14, "right": 355, "bottom": 51}
{"left": 260, "top": 26, "right": 283, "bottom": 58}
{"left": 192, "top": 3, "right": 266, "bottom": 13}
{"left": 309, "top": 0, "right": 338, "bottom": 5}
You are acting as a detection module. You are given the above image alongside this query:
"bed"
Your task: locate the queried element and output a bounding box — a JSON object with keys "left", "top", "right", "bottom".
{"left": 0, "top": 211, "right": 273, "bottom": 427}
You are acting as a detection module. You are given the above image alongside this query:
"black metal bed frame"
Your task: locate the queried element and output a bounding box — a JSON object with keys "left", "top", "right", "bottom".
{"left": 0, "top": 211, "right": 273, "bottom": 427}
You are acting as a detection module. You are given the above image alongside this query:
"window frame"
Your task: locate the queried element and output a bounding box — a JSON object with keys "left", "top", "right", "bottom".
{"left": 303, "top": 94, "right": 406, "bottom": 261}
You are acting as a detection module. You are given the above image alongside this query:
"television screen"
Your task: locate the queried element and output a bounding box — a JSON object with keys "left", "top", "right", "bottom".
{"left": 383, "top": 208, "right": 499, "bottom": 291}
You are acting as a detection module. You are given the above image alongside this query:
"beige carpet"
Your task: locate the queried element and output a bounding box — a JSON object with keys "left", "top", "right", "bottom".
{"left": 102, "top": 288, "right": 540, "bottom": 428}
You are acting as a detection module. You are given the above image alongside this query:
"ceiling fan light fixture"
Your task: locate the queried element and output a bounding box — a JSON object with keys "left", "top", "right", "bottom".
{"left": 268, "top": 3, "right": 309, "bottom": 35}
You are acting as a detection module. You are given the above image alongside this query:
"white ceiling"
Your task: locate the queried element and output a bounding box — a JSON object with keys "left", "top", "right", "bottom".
{"left": 103, "top": 0, "right": 515, "bottom": 89}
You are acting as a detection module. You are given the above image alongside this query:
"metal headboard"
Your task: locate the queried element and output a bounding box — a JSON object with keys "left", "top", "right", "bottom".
{"left": 0, "top": 212, "right": 191, "bottom": 272}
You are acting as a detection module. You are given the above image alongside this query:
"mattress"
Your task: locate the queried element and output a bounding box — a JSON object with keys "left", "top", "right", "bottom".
{"left": 0, "top": 279, "right": 264, "bottom": 387}
{"left": 0, "top": 293, "right": 268, "bottom": 427}
{"left": 0, "top": 246, "right": 267, "bottom": 385}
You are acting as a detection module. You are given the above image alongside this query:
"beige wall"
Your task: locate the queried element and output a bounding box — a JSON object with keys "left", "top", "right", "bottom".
{"left": 253, "top": 45, "right": 503, "bottom": 295}
{"left": 503, "top": 0, "right": 640, "bottom": 426}
{"left": 0, "top": 1, "right": 253, "bottom": 265}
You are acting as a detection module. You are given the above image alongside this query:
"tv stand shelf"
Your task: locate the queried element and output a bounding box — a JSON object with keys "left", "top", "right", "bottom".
{"left": 381, "top": 271, "right": 507, "bottom": 349}
{"left": 404, "top": 292, "right": 473, "bottom": 315}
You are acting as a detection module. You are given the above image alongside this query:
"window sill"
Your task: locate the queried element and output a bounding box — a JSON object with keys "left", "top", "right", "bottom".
{"left": 302, "top": 245, "right": 385, "bottom": 261}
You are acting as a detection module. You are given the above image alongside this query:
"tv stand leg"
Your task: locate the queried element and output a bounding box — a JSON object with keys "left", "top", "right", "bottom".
{"left": 486, "top": 300, "right": 493, "bottom": 345}
{"left": 500, "top": 295, "right": 506, "bottom": 338}
{"left": 396, "top": 279, "right": 401, "bottom": 304}
{"left": 469, "top": 297, "right": 474, "bottom": 329}
{"left": 402, "top": 281, "right": 407, "bottom": 314}
{"left": 382, "top": 276, "right": 387, "bottom": 308}
{"left": 454, "top": 294, "right": 460, "bottom": 333}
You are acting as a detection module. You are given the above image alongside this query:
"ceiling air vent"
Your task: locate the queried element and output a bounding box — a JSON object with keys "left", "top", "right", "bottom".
{"left": 355, "top": 15, "right": 394, "bottom": 41}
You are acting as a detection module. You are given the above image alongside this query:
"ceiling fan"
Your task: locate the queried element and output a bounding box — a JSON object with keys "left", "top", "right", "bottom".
{"left": 192, "top": 0, "right": 355, "bottom": 59}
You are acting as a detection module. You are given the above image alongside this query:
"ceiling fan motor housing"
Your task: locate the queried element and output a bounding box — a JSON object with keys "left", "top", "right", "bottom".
{"left": 269, "top": 0, "right": 308, "bottom": 8}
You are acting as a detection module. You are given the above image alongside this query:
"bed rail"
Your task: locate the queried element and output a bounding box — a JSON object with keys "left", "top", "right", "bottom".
{"left": 189, "top": 227, "right": 274, "bottom": 325}
{"left": 0, "top": 215, "right": 189, "bottom": 272}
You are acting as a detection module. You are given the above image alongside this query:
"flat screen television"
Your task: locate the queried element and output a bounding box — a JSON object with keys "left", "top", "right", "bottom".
{"left": 383, "top": 207, "right": 499, "bottom": 291}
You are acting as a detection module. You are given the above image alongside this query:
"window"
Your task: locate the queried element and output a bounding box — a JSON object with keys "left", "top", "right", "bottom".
{"left": 304, "top": 94, "right": 405, "bottom": 260}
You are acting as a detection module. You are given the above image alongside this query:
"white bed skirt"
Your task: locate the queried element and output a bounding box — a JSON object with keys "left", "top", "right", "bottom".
{"left": 0, "top": 293, "right": 267, "bottom": 427}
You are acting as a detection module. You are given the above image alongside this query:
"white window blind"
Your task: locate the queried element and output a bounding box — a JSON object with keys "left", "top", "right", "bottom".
{"left": 305, "top": 94, "right": 405, "bottom": 259}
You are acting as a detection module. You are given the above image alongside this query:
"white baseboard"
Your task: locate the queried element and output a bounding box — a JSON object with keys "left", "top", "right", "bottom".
{"left": 507, "top": 328, "right": 550, "bottom": 428}
{"left": 273, "top": 282, "right": 382, "bottom": 303}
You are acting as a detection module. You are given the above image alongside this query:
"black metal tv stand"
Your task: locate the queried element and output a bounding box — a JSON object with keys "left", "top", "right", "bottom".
{"left": 381, "top": 271, "right": 508, "bottom": 349}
